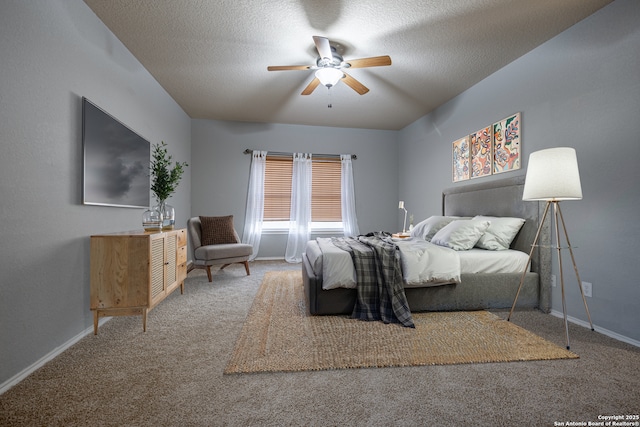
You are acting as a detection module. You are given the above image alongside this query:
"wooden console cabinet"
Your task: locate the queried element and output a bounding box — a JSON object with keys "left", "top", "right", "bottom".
{"left": 90, "top": 229, "right": 187, "bottom": 334}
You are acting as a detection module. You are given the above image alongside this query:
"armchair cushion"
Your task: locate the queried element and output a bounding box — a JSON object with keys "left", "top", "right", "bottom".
{"left": 199, "top": 215, "right": 238, "bottom": 246}
{"left": 195, "top": 242, "right": 253, "bottom": 261}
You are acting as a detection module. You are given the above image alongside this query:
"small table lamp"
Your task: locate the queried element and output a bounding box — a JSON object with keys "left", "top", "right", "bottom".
{"left": 508, "top": 147, "right": 594, "bottom": 349}
{"left": 398, "top": 201, "right": 408, "bottom": 233}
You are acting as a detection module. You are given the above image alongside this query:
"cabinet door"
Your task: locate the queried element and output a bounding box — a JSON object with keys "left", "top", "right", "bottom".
{"left": 165, "top": 232, "right": 177, "bottom": 286}
{"left": 150, "top": 236, "right": 165, "bottom": 304}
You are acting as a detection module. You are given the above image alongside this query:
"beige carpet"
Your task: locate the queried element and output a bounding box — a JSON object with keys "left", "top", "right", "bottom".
{"left": 225, "top": 270, "right": 578, "bottom": 374}
{"left": 2, "top": 262, "right": 638, "bottom": 426}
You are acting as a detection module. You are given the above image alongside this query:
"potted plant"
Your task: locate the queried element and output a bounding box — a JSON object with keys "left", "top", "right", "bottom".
{"left": 149, "top": 141, "right": 188, "bottom": 230}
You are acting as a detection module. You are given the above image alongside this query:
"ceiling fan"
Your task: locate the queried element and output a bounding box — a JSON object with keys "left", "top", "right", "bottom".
{"left": 267, "top": 36, "right": 392, "bottom": 96}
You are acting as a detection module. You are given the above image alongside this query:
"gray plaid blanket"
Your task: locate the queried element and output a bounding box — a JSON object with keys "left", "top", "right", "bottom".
{"left": 331, "top": 232, "right": 415, "bottom": 328}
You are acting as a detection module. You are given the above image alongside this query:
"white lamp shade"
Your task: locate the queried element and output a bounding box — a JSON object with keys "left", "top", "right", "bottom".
{"left": 315, "top": 68, "right": 343, "bottom": 87}
{"left": 522, "top": 147, "right": 583, "bottom": 201}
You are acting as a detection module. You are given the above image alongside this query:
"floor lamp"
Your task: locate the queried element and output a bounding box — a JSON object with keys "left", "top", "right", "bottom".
{"left": 508, "top": 147, "right": 594, "bottom": 350}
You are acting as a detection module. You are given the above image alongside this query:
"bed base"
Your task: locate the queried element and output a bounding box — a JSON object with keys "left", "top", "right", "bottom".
{"left": 303, "top": 254, "right": 541, "bottom": 315}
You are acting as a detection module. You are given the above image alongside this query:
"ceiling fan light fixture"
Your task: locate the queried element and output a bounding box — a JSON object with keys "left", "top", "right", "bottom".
{"left": 268, "top": 36, "right": 389, "bottom": 96}
{"left": 315, "top": 67, "right": 343, "bottom": 87}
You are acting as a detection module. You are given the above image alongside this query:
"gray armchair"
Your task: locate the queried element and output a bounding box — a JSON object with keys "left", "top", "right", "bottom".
{"left": 187, "top": 216, "right": 253, "bottom": 282}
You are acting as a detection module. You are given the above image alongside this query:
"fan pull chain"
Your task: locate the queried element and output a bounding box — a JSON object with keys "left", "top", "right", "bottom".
{"left": 327, "top": 86, "right": 333, "bottom": 108}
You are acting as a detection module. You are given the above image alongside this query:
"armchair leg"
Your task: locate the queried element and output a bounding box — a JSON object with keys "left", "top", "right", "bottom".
{"left": 201, "top": 262, "right": 249, "bottom": 281}
{"left": 243, "top": 261, "right": 250, "bottom": 276}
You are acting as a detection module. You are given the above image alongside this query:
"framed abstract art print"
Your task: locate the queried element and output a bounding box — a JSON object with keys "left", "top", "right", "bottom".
{"left": 452, "top": 136, "right": 470, "bottom": 182}
{"left": 493, "top": 112, "right": 521, "bottom": 174}
{"left": 470, "top": 126, "right": 492, "bottom": 179}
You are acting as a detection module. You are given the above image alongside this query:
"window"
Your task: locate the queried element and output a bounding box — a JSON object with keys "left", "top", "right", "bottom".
{"left": 263, "top": 156, "right": 292, "bottom": 222}
{"left": 311, "top": 159, "right": 341, "bottom": 222}
{"left": 263, "top": 155, "right": 342, "bottom": 231}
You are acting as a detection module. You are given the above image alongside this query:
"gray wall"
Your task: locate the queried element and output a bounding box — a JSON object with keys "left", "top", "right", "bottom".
{"left": 191, "top": 119, "right": 398, "bottom": 258}
{"left": 0, "top": 0, "right": 191, "bottom": 386}
{"left": 399, "top": 0, "right": 640, "bottom": 343}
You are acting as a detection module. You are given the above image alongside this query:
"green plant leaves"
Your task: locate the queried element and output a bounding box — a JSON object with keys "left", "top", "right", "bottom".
{"left": 150, "top": 141, "right": 188, "bottom": 202}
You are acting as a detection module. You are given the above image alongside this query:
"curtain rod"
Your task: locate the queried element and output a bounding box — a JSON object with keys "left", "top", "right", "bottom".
{"left": 243, "top": 149, "right": 356, "bottom": 160}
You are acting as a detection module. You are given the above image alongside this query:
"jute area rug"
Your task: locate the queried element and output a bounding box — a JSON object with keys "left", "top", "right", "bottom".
{"left": 224, "top": 271, "right": 577, "bottom": 374}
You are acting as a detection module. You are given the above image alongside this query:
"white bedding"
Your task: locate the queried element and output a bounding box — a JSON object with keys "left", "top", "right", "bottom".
{"left": 317, "top": 238, "right": 357, "bottom": 289}
{"left": 305, "top": 237, "right": 530, "bottom": 290}
{"left": 458, "top": 248, "right": 529, "bottom": 274}
{"left": 394, "top": 238, "right": 461, "bottom": 287}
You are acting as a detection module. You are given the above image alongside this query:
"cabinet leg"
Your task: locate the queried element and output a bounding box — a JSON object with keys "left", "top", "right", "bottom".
{"left": 142, "top": 309, "right": 147, "bottom": 332}
{"left": 93, "top": 310, "right": 99, "bottom": 335}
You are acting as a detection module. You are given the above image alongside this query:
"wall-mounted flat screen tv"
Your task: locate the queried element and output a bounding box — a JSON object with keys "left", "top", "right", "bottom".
{"left": 82, "top": 97, "right": 150, "bottom": 208}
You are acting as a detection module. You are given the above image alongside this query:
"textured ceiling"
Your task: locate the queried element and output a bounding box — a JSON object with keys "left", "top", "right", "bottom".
{"left": 83, "top": 0, "right": 612, "bottom": 130}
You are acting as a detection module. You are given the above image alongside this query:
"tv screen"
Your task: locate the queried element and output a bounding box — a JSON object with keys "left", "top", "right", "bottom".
{"left": 82, "top": 97, "right": 150, "bottom": 208}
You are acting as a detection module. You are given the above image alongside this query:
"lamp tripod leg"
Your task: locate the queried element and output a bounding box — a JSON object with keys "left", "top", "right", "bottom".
{"left": 553, "top": 202, "right": 572, "bottom": 350}
{"left": 559, "top": 268, "right": 571, "bottom": 350}
{"left": 556, "top": 203, "right": 595, "bottom": 332}
{"left": 508, "top": 201, "right": 551, "bottom": 322}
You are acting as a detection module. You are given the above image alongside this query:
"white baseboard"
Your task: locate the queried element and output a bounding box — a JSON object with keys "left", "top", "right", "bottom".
{"left": 0, "top": 317, "right": 111, "bottom": 395}
{"left": 550, "top": 309, "right": 640, "bottom": 348}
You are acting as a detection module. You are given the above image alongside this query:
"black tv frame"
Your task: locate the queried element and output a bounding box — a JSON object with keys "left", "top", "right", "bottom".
{"left": 82, "top": 97, "right": 150, "bottom": 209}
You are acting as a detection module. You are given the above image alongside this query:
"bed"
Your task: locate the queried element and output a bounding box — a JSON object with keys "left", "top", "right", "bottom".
{"left": 302, "top": 176, "right": 551, "bottom": 316}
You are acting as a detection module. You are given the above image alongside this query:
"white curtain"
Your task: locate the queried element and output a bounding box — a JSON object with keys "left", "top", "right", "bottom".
{"left": 341, "top": 154, "right": 360, "bottom": 237}
{"left": 285, "top": 153, "right": 312, "bottom": 263}
{"left": 242, "top": 150, "right": 267, "bottom": 261}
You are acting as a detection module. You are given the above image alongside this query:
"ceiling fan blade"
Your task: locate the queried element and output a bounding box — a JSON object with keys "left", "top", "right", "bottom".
{"left": 346, "top": 55, "right": 392, "bottom": 68}
{"left": 312, "top": 35, "right": 333, "bottom": 61}
{"left": 301, "top": 77, "right": 321, "bottom": 95}
{"left": 341, "top": 72, "right": 369, "bottom": 95}
{"left": 267, "top": 65, "right": 312, "bottom": 71}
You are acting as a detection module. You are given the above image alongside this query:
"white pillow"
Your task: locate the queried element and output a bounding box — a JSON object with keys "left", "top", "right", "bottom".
{"left": 431, "top": 219, "right": 491, "bottom": 251}
{"left": 473, "top": 215, "right": 526, "bottom": 251}
{"left": 410, "top": 216, "right": 458, "bottom": 241}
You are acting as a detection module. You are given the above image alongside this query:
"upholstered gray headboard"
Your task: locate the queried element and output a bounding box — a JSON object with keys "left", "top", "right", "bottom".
{"left": 442, "top": 176, "right": 551, "bottom": 308}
